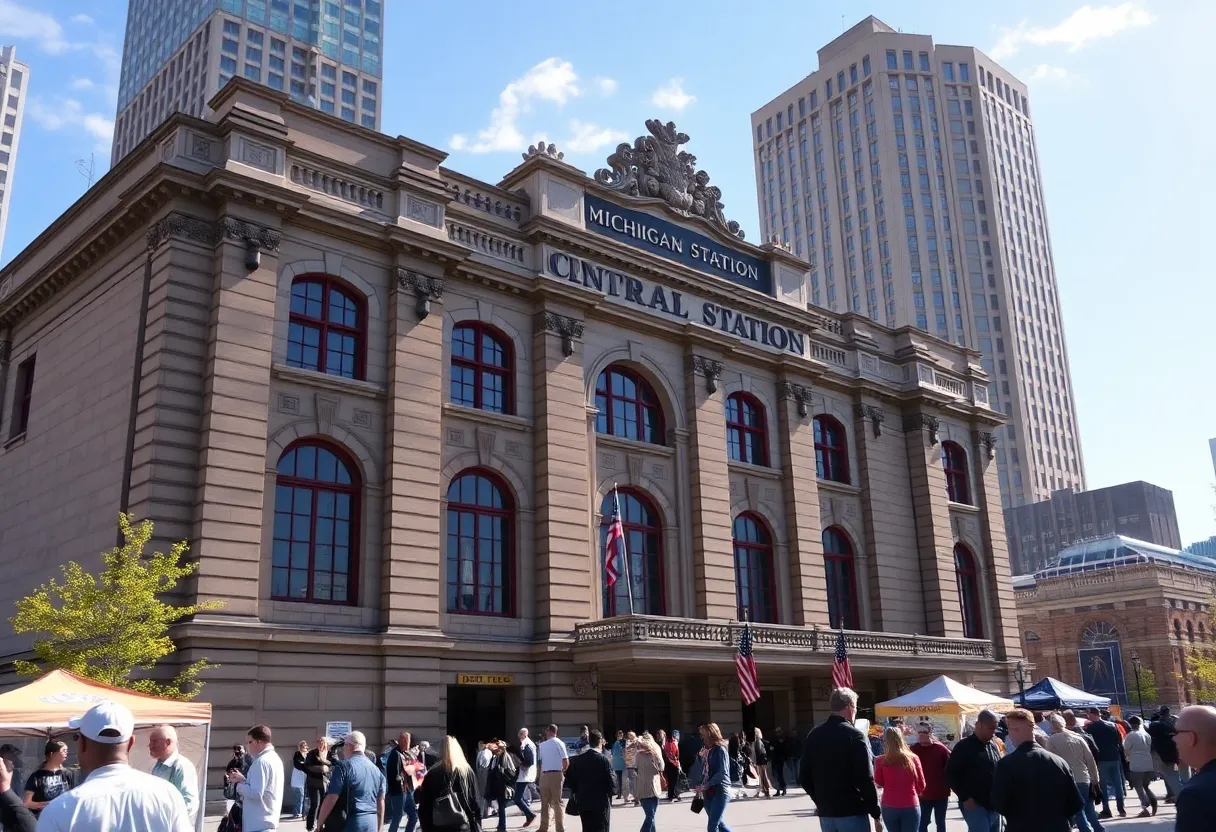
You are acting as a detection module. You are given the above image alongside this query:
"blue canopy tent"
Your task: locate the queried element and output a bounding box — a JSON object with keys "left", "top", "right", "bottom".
{"left": 1013, "top": 677, "right": 1112, "bottom": 710}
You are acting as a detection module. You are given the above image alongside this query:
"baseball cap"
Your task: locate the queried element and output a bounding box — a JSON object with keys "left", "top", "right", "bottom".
{"left": 69, "top": 700, "right": 135, "bottom": 744}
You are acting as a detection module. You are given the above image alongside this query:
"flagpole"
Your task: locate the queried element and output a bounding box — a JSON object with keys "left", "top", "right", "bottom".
{"left": 613, "top": 482, "right": 635, "bottom": 616}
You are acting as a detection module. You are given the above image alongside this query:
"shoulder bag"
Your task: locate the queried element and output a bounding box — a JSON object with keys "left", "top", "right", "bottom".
{"left": 432, "top": 772, "right": 467, "bottom": 828}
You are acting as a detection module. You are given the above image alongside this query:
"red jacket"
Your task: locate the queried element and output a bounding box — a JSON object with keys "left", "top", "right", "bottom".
{"left": 664, "top": 739, "right": 680, "bottom": 768}
{"left": 910, "top": 740, "right": 952, "bottom": 801}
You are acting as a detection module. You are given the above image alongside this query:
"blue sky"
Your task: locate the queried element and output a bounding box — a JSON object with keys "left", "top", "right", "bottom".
{"left": 3, "top": 1, "right": 1214, "bottom": 543}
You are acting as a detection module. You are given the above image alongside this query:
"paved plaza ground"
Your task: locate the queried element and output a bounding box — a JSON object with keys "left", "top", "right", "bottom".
{"left": 206, "top": 783, "right": 1178, "bottom": 831}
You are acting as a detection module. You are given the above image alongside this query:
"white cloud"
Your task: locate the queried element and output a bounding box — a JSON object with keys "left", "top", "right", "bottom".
{"left": 70, "top": 77, "right": 95, "bottom": 90}
{"left": 650, "top": 77, "right": 696, "bottom": 111}
{"left": 69, "top": 13, "right": 94, "bottom": 25}
{"left": 563, "top": 119, "right": 627, "bottom": 154}
{"left": 1025, "top": 64, "right": 1072, "bottom": 83}
{"left": 0, "top": 0, "right": 70, "bottom": 53}
{"left": 25, "top": 97, "right": 115, "bottom": 151}
{"left": 448, "top": 57, "right": 582, "bottom": 154}
{"left": 991, "top": 3, "right": 1156, "bottom": 60}
{"left": 595, "top": 77, "right": 618, "bottom": 97}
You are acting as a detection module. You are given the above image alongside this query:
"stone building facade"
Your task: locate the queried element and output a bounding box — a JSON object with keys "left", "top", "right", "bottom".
{"left": 0, "top": 80, "right": 1020, "bottom": 798}
{"left": 1016, "top": 535, "right": 1216, "bottom": 711}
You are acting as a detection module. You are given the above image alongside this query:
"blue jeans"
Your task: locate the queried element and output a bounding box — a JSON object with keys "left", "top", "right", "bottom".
{"left": 704, "top": 789, "right": 732, "bottom": 832}
{"left": 1074, "top": 783, "right": 1105, "bottom": 832}
{"left": 818, "top": 817, "right": 871, "bottom": 832}
{"left": 1097, "top": 760, "right": 1124, "bottom": 813}
{"left": 347, "top": 815, "right": 377, "bottom": 832}
{"left": 640, "top": 796, "right": 658, "bottom": 832}
{"left": 881, "top": 806, "right": 920, "bottom": 832}
{"left": 388, "top": 792, "right": 417, "bottom": 832}
{"left": 291, "top": 786, "right": 306, "bottom": 816}
{"left": 918, "top": 798, "right": 948, "bottom": 832}
{"left": 960, "top": 804, "right": 1001, "bottom": 832}
{"left": 513, "top": 784, "right": 536, "bottom": 822}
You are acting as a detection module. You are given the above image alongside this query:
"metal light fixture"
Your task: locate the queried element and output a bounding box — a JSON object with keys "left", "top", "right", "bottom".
{"left": 1015, "top": 660, "right": 1026, "bottom": 701}
{"left": 243, "top": 241, "right": 261, "bottom": 272}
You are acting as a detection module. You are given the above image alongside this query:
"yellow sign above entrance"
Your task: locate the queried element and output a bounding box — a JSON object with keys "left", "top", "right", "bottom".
{"left": 457, "top": 673, "right": 515, "bottom": 686}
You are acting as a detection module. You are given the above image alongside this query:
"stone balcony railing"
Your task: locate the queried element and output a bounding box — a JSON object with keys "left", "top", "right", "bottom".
{"left": 573, "top": 615, "right": 994, "bottom": 660}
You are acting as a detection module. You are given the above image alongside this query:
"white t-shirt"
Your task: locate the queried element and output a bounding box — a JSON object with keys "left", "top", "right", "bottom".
{"left": 37, "top": 763, "right": 192, "bottom": 832}
{"left": 518, "top": 738, "right": 538, "bottom": 783}
{"left": 537, "top": 737, "right": 569, "bottom": 773}
{"left": 291, "top": 763, "right": 307, "bottom": 790}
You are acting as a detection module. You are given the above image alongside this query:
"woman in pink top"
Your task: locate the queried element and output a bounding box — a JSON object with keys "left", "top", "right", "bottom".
{"left": 873, "top": 727, "right": 926, "bottom": 832}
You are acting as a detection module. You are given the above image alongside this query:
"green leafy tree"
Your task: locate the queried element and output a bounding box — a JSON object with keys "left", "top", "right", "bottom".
{"left": 1127, "top": 664, "right": 1159, "bottom": 709}
{"left": 10, "top": 514, "right": 223, "bottom": 700}
{"left": 1189, "top": 649, "right": 1216, "bottom": 705}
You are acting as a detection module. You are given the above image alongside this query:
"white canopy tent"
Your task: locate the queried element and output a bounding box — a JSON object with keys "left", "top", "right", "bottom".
{"left": 876, "top": 676, "right": 1015, "bottom": 743}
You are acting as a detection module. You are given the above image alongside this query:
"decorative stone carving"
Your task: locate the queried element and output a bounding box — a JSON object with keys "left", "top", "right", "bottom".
{"left": 146, "top": 212, "right": 215, "bottom": 250}
{"left": 276, "top": 394, "right": 300, "bottom": 415}
{"left": 903, "top": 413, "right": 940, "bottom": 445}
{"left": 600, "top": 452, "right": 618, "bottom": 469}
{"left": 543, "top": 311, "right": 584, "bottom": 357}
{"left": 627, "top": 454, "right": 643, "bottom": 485}
{"left": 779, "top": 381, "right": 812, "bottom": 417}
{"left": 406, "top": 196, "right": 440, "bottom": 227}
{"left": 240, "top": 139, "right": 276, "bottom": 172}
{"left": 505, "top": 441, "right": 521, "bottom": 458}
{"left": 447, "top": 429, "right": 466, "bottom": 446}
{"left": 979, "top": 431, "right": 997, "bottom": 460}
{"left": 651, "top": 463, "right": 667, "bottom": 480}
{"left": 594, "top": 119, "right": 745, "bottom": 239}
{"left": 717, "top": 677, "right": 740, "bottom": 700}
{"left": 315, "top": 394, "right": 339, "bottom": 433}
{"left": 352, "top": 410, "right": 372, "bottom": 428}
{"left": 764, "top": 487, "right": 776, "bottom": 502}
{"left": 396, "top": 269, "right": 444, "bottom": 319}
{"left": 746, "top": 479, "right": 761, "bottom": 510}
{"left": 689, "top": 355, "right": 723, "bottom": 393}
{"left": 855, "top": 404, "right": 885, "bottom": 438}
{"left": 572, "top": 675, "right": 594, "bottom": 697}
{"left": 190, "top": 135, "right": 212, "bottom": 161}
{"left": 523, "top": 141, "right": 564, "bottom": 161}
{"left": 476, "top": 427, "right": 496, "bottom": 466}
{"left": 217, "top": 216, "right": 282, "bottom": 251}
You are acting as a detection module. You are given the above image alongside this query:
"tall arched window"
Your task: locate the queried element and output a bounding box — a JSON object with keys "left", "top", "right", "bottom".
{"left": 450, "top": 323, "right": 513, "bottom": 414}
{"left": 446, "top": 470, "right": 514, "bottom": 617}
{"left": 726, "top": 393, "right": 768, "bottom": 466}
{"left": 600, "top": 490, "right": 664, "bottom": 616}
{"left": 955, "top": 543, "right": 983, "bottom": 639}
{"left": 733, "top": 513, "right": 777, "bottom": 623}
{"left": 823, "top": 526, "right": 860, "bottom": 629}
{"left": 942, "top": 441, "right": 971, "bottom": 504}
{"left": 595, "top": 366, "right": 665, "bottom": 445}
{"left": 287, "top": 276, "right": 365, "bottom": 379}
{"left": 271, "top": 441, "right": 359, "bottom": 604}
{"left": 814, "top": 415, "right": 849, "bottom": 483}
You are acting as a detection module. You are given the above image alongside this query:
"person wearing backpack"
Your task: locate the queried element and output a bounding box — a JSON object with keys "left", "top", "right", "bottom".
{"left": 513, "top": 729, "right": 538, "bottom": 826}
{"left": 417, "top": 736, "right": 482, "bottom": 832}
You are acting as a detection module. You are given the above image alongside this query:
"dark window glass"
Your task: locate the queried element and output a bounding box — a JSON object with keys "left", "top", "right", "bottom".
{"left": 955, "top": 544, "right": 983, "bottom": 638}
{"left": 600, "top": 490, "right": 664, "bottom": 616}
{"left": 943, "top": 441, "right": 972, "bottom": 504}
{"left": 286, "top": 277, "right": 364, "bottom": 379}
{"left": 450, "top": 323, "right": 513, "bottom": 414}
{"left": 823, "top": 527, "right": 859, "bottom": 629}
{"left": 814, "top": 415, "right": 849, "bottom": 483}
{"left": 726, "top": 393, "right": 768, "bottom": 466}
{"left": 733, "top": 513, "right": 777, "bottom": 623}
{"left": 595, "top": 366, "right": 665, "bottom": 445}
{"left": 10, "top": 355, "right": 35, "bottom": 438}
{"left": 446, "top": 471, "right": 513, "bottom": 616}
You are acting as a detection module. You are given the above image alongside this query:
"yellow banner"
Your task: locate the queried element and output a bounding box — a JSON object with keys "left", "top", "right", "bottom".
{"left": 457, "top": 673, "right": 515, "bottom": 686}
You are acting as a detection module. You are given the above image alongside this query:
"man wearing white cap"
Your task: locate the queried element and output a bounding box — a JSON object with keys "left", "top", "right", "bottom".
{"left": 36, "top": 700, "right": 192, "bottom": 831}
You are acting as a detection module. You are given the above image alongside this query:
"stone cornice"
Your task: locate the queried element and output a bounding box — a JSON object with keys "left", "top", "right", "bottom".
{"left": 688, "top": 355, "right": 724, "bottom": 392}
{"left": 855, "top": 404, "right": 886, "bottom": 437}
{"left": 146, "top": 211, "right": 283, "bottom": 252}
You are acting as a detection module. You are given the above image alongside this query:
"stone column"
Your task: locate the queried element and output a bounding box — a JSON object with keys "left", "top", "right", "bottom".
{"left": 776, "top": 380, "right": 829, "bottom": 627}
{"left": 532, "top": 309, "right": 592, "bottom": 638}
{"left": 973, "top": 429, "right": 1021, "bottom": 661}
{"left": 685, "top": 354, "right": 736, "bottom": 620}
{"left": 853, "top": 401, "right": 923, "bottom": 633}
{"left": 903, "top": 413, "right": 960, "bottom": 638}
{"left": 380, "top": 268, "right": 446, "bottom": 630}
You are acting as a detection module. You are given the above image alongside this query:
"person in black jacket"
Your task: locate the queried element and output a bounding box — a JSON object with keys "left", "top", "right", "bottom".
{"left": 0, "top": 757, "right": 36, "bottom": 832}
{"left": 769, "top": 729, "right": 788, "bottom": 796}
{"left": 1083, "top": 708, "right": 1125, "bottom": 818}
{"left": 565, "top": 731, "right": 615, "bottom": 832}
{"left": 945, "top": 709, "right": 1003, "bottom": 832}
{"left": 1174, "top": 705, "right": 1216, "bottom": 832}
{"left": 991, "top": 708, "right": 1082, "bottom": 832}
{"left": 416, "top": 736, "right": 482, "bottom": 832}
{"left": 799, "top": 687, "right": 880, "bottom": 830}
{"left": 304, "top": 737, "right": 334, "bottom": 832}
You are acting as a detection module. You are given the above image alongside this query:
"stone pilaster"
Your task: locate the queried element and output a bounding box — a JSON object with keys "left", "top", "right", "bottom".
{"left": 973, "top": 429, "right": 1021, "bottom": 661}
{"left": 532, "top": 309, "right": 592, "bottom": 637}
{"left": 853, "top": 400, "right": 924, "bottom": 632}
{"left": 685, "top": 353, "right": 736, "bottom": 620}
{"left": 381, "top": 268, "right": 446, "bottom": 630}
{"left": 903, "top": 412, "right": 961, "bottom": 638}
{"left": 776, "top": 379, "right": 829, "bottom": 627}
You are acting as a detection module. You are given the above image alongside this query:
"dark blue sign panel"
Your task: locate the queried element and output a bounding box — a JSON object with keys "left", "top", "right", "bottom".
{"left": 1079, "top": 644, "right": 1127, "bottom": 706}
{"left": 584, "top": 194, "right": 772, "bottom": 296}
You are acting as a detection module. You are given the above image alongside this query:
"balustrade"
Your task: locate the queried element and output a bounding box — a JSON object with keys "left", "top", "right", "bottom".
{"left": 289, "top": 163, "right": 385, "bottom": 211}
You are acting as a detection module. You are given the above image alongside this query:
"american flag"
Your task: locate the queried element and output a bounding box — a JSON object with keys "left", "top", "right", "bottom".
{"left": 735, "top": 622, "right": 761, "bottom": 705}
{"left": 604, "top": 504, "right": 624, "bottom": 587}
{"left": 831, "top": 627, "right": 854, "bottom": 690}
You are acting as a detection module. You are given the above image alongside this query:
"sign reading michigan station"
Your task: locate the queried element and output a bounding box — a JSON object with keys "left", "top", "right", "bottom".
{"left": 0, "top": 85, "right": 1020, "bottom": 803}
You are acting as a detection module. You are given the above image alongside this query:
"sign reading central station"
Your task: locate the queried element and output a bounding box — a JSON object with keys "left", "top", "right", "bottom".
{"left": 547, "top": 250, "right": 807, "bottom": 358}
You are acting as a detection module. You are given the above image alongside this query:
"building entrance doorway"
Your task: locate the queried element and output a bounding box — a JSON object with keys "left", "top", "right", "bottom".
{"left": 447, "top": 686, "right": 507, "bottom": 760}
{"left": 742, "top": 690, "right": 776, "bottom": 738}
{"left": 601, "top": 690, "right": 672, "bottom": 739}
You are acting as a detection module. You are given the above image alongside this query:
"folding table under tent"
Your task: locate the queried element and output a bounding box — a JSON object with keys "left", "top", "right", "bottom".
{"left": 0, "top": 669, "right": 211, "bottom": 831}
{"left": 1012, "top": 676, "right": 1112, "bottom": 711}
{"left": 875, "top": 675, "right": 1015, "bottom": 744}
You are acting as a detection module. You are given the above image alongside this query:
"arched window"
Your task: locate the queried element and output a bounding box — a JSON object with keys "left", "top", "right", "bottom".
{"left": 450, "top": 323, "right": 513, "bottom": 414}
{"left": 822, "top": 526, "right": 860, "bottom": 630}
{"left": 813, "top": 415, "right": 849, "bottom": 483}
{"left": 733, "top": 513, "right": 777, "bottom": 623}
{"left": 1187, "top": 620, "right": 1195, "bottom": 643}
{"left": 942, "top": 441, "right": 971, "bottom": 504}
{"left": 446, "top": 470, "right": 514, "bottom": 617}
{"left": 271, "top": 441, "right": 359, "bottom": 604}
{"left": 726, "top": 393, "right": 768, "bottom": 466}
{"left": 955, "top": 544, "right": 983, "bottom": 639}
{"left": 287, "top": 276, "right": 365, "bottom": 379}
{"left": 600, "top": 490, "right": 664, "bottom": 616}
{"left": 595, "top": 366, "right": 665, "bottom": 445}
{"left": 1175, "top": 619, "right": 1183, "bottom": 640}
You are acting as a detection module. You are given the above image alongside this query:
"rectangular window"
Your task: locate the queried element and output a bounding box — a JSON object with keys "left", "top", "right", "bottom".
{"left": 903, "top": 51, "right": 914, "bottom": 71}
{"left": 919, "top": 52, "right": 930, "bottom": 72}
{"left": 943, "top": 62, "right": 955, "bottom": 81}
{"left": 10, "top": 355, "right": 35, "bottom": 438}
{"left": 960, "top": 63, "right": 971, "bottom": 82}
{"left": 886, "top": 50, "right": 897, "bottom": 70}
{"left": 863, "top": 55, "right": 871, "bottom": 77}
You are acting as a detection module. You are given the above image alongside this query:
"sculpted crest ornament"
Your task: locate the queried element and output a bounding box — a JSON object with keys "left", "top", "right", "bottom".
{"left": 594, "top": 119, "right": 745, "bottom": 240}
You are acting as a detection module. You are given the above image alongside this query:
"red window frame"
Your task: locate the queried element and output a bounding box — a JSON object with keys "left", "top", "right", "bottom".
{"left": 726, "top": 393, "right": 768, "bottom": 466}
{"left": 733, "top": 512, "right": 778, "bottom": 624}
{"left": 954, "top": 544, "right": 983, "bottom": 639}
{"left": 450, "top": 322, "right": 514, "bottom": 414}
{"left": 286, "top": 275, "right": 366, "bottom": 379}
{"left": 823, "top": 526, "right": 860, "bottom": 630}
{"left": 601, "top": 488, "right": 665, "bottom": 616}
{"left": 271, "top": 439, "right": 360, "bottom": 605}
{"left": 595, "top": 365, "right": 666, "bottom": 445}
{"left": 446, "top": 469, "right": 515, "bottom": 617}
{"left": 943, "top": 441, "right": 971, "bottom": 504}
{"left": 813, "top": 415, "right": 850, "bottom": 483}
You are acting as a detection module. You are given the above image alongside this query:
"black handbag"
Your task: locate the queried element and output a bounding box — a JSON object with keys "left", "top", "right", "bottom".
{"left": 690, "top": 794, "right": 704, "bottom": 814}
{"left": 565, "top": 794, "right": 581, "bottom": 816}
{"left": 433, "top": 774, "right": 466, "bottom": 828}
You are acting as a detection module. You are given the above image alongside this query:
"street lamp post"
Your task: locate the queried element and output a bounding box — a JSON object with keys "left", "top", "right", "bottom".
{"left": 1130, "top": 650, "right": 1145, "bottom": 716}
{"left": 1015, "top": 660, "right": 1027, "bottom": 703}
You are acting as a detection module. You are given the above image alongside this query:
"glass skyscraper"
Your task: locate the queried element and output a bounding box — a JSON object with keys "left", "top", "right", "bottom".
{"left": 113, "top": 0, "right": 383, "bottom": 164}
{"left": 0, "top": 46, "right": 29, "bottom": 260}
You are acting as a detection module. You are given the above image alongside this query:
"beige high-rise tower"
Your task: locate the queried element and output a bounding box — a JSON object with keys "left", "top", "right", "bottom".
{"left": 751, "top": 16, "right": 1083, "bottom": 508}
